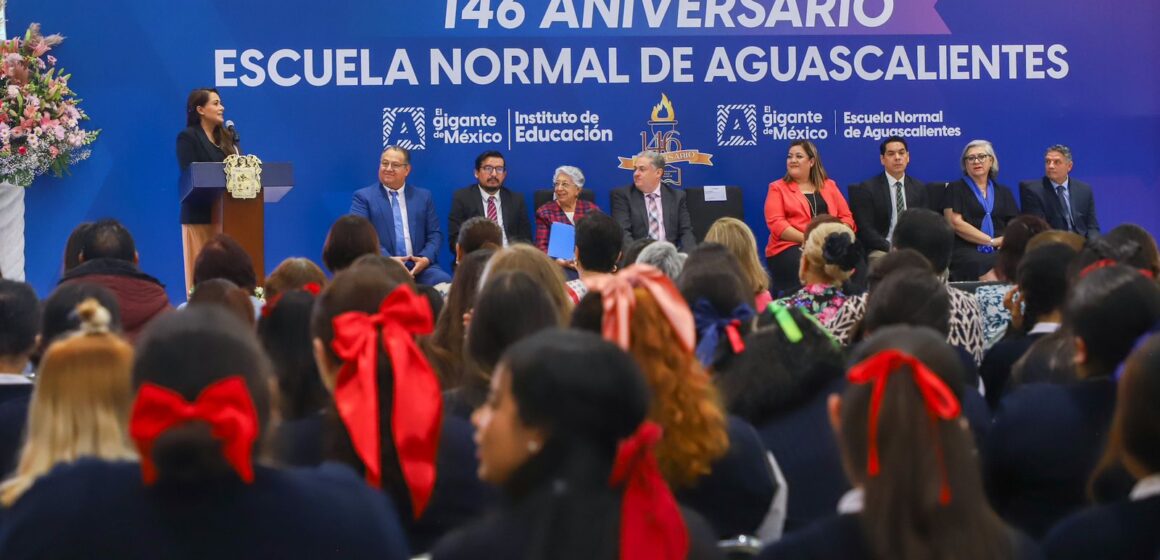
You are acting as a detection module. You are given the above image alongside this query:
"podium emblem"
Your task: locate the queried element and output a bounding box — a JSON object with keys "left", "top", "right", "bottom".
{"left": 224, "top": 154, "right": 263, "bottom": 199}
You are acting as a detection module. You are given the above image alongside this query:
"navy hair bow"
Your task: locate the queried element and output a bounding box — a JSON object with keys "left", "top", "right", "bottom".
{"left": 692, "top": 299, "right": 755, "bottom": 367}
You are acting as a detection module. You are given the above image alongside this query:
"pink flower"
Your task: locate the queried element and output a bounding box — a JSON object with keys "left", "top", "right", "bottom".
{"left": 17, "top": 146, "right": 26, "bottom": 155}
{"left": 49, "top": 146, "right": 58, "bottom": 157}
{"left": 46, "top": 55, "right": 56, "bottom": 66}
{"left": 30, "top": 42, "right": 50, "bottom": 57}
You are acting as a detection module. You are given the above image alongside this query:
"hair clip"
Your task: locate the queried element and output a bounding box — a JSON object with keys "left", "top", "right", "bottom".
{"left": 767, "top": 302, "right": 803, "bottom": 343}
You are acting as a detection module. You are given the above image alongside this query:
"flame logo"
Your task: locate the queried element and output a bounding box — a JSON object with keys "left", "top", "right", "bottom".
{"left": 650, "top": 93, "right": 676, "bottom": 122}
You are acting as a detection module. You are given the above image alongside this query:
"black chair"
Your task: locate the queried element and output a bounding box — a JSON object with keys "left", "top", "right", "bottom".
{"left": 532, "top": 188, "right": 597, "bottom": 212}
{"left": 927, "top": 181, "right": 952, "bottom": 212}
{"left": 684, "top": 186, "right": 745, "bottom": 242}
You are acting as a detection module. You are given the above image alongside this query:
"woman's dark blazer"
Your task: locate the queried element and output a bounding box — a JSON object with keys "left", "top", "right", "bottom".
{"left": 176, "top": 125, "right": 228, "bottom": 224}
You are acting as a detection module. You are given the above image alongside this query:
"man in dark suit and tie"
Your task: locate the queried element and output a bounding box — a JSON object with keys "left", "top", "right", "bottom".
{"left": 446, "top": 150, "right": 532, "bottom": 253}
{"left": 350, "top": 145, "right": 452, "bottom": 285}
{"left": 1019, "top": 144, "right": 1100, "bottom": 240}
{"left": 848, "top": 136, "right": 929, "bottom": 263}
{"left": 609, "top": 151, "right": 696, "bottom": 251}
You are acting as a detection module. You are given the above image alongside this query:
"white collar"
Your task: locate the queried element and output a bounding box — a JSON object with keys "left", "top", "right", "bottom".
{"left": 1131, "top": 474, "right": 1160, "bottom": 501}
{"left": 885, "top": 172, "right": 905, "bottom": 186}
{"left": 382, "top": 183, "right": 406, "bottom": 196}
{"left": 1051, "top": 178, "right": 1070, "bottom": 190}
{"left": 478, "top": 185, "right": 501, "bottom": 200}
{"left": 836, "top": 487, "right": 864, "bottom": 514}
{"left": 1028, "top": 322, "right": 1061, "bottom": 335}
{"left": 0, "top": 373, "right": 32, "bottom": 385}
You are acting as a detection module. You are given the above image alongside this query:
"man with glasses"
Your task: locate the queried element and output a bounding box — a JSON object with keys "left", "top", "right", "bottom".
{"left": 1019, "top": 144, "right": 1100, "bottom": 239}
{"left": 610, "top": 151, "right": 696, "bottom": 251}
{"left": 351, "top": 145, "right": 452, "bottom": 284}
{"left": 447, "top": 150, "right": 532, "bottom": 252}
{"left": 848, "top": 135, "right": 930, "bottom": 264}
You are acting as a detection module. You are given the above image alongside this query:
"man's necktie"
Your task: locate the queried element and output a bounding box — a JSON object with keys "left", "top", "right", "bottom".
{"left": 1055, "top": 185, "right": 1073, "bottom": 231}
{"left": 486, "top": 195, "right": 498, "bottom": 222}
{"left": 647, "top": 193, "right": 662, "bottom": 240}
{"left": 894, "top": 181, "right": 906, "bottom": 217}
{"left": 389, "top": 190, "right": 407, "bottom": 256}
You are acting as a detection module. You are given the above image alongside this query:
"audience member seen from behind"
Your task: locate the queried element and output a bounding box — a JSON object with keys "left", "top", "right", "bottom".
{"left": 0, "top": 299, "right": 135, "bottom": 508}
{"left": 575, "top": 266, "right": 778, "bottom": 539}
{"left": 263, "top": 257, "right": 326, "bottom": 302}
{"left": 760, "top": 326, "right": 1039, "bottom": 560}
{"left": 60, "top": 222, "right": 93, "bottom": 275}
{"left": 635, "top": 240, "right": 685, "bottom": 279}
{"left": 454, "top": 271, "right": 564, "bottom": 419}
{"left": 423, "top": 249, "right": 495, "bottom": 390}
{"left": 980, "top": 243, "right": 1077, "bottom": 409}
{"left": 1043, "top": 334, "right": 1160, "bottom": 559}
{"left": 566, "top": 212, "right": 622, "bottom": 304}
{"left": 481, "top": 244, "right": 572, "bottom": 321}
{"left": 985, "top": 266, "right": 1160, "bottom": 539}
{"left": 260, "top": 288, "right": 330, "bottom": 468}
{"left": 776, "top": 222, "right": 858, "bottom": 325}
{"left": 705, "top": 217, "right": 773, "bottom": 309}
{"left": 454, "top": 216, "right": 503, "bottom": 264}
{"left": 190, "top": 233, "right": 261, "bottom": 317}
{"left": 677, "top": 243, "right": 757, "bottom": 372}
{"left": 534, "top": 165, "right": 601, "bottom": 258}
{"left": 58, "top": 219, "right": 171, "bottom": 341}
{"left": 943, "top": 139, "right": 1019, "bottom": 281}
{"left": 187, "top": 278, "right": 256, "bottom": 328}
{"left": 714, "top": 304, "right": 848, "bottom": 533}
{"left": 321, "top": 215, "right": 381, "bottom": 274}
{"left": 827, "top": 208, "right": 986, "bottom": 366}
{"left": 0, "top": 280, "right": 40, "bottom": 475}
{"left": 311, "top": 266, "right": 489, "bottom": 553}
{"left": 0, "top": 306, "right": 409, "bottom": 559}
{"left": 974, "top": 215, "right": 1052, "bottom": 349}
{"left": 763, "top": 140, "right": 856, "bottom": 296}
{"left": 431, "top": 329, "right": 721, "bottom": 560}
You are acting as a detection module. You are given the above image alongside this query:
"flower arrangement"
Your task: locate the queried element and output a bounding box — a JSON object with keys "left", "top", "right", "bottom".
{"left": 0, "top": 23, "right": 98, "bottom": 187}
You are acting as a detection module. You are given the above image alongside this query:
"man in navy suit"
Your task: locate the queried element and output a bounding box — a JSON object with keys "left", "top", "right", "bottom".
{"left": 1019, "top": 144, "right": 1100, "bottom": 239}
{"left": 446, "top": 151, "right": 532, "bottom": 253}
{"left": 609, "top": 151, "right": 696, "bottom": 251}
{"left": 350, "top": 146, "right": 452, "bottom": 285}
{"left": 848, "top": 136, "right": 930, "bottom": 263}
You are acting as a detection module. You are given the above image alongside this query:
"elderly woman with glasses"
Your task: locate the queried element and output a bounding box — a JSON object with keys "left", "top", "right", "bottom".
{"left": 534, "top": 165, "right": 602, "bottom": 263}
{"left": 943, "top": 139, "right": 1019, "bottom": 281}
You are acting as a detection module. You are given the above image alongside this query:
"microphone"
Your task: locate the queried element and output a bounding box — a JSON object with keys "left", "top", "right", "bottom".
{"left": 225, "top": 119, "right": 239, "bottom": 145}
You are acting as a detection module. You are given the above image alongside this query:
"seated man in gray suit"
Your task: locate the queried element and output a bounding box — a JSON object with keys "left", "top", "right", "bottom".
{"left": 609, "top": 151, "right": 696, "bottom": 251}
{"left": 1019, "top": 144, "right": 1100, "bottom": 239}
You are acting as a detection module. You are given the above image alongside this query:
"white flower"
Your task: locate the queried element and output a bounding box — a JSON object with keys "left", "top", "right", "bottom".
{"left": 6, "top": 85, "right": 18, "bottom": 98}
{"left": 26, "top": 133, "right": 40, "bottom": 148}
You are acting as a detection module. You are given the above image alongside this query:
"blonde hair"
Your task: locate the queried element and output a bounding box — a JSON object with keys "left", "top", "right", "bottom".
{"left": 0, "top": 299, "right": 136, "bottom": 506}
{"left": 628, "top": 288, "right": 729, "bottom": 488}
{"left": 705, "top": 218, "right": 769, "bottom": 294}
{"left": 802, "top": 222, "right": 857, "bottom": 285}
{"left": 481, "top": 244, "right": 572, "bottom": 321}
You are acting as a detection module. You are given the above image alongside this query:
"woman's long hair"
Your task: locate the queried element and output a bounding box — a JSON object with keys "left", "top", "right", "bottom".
{"left": 704, "top": 217, "right": 769, "bottom": 295}
{"left": 258, "top": 290, "right": 328, "bottom": 420}
{"left": 0, "top": 300, "right": 136, "bottom": 506}
{"left": 497, "top": 329, "right": 650, "bottom": 560}
{"left": 1090, "top": 334, "right": 1160, "bottom": 493}
{"left": 184, "top": 87, "right": 237, "bottom": 156}
{"left": 423, "top": 248, "right": 494, "bottom": 388}
{"left": 842, "top": 326, "right": 1013, "bottom": 560}
{"left": 627, "top": 288, "right": 729, "bottom": 488}
{"left": 311, "top": 266, "right": 430, "bottom": 513}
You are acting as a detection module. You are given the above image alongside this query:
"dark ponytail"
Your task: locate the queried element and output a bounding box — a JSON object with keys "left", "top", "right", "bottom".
{"left": 132, "top": 307, "right": 272, "bottom": 485}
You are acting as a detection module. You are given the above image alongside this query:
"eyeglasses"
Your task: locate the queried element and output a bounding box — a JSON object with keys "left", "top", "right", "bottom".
{"left": 481, "top": 166, "right": 506, "bottom": 175}
{"left": 553, "top": 181, "right": 577, "bottom": 188}
{"left": 964, "top": 154, "right": 991, "bottom": 163}
{"left": 381, "top": 162, "right": 408, "bottom": 170}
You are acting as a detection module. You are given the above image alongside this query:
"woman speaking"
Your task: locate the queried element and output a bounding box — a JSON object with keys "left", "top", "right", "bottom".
{"left": 176, "top": 88, "right": 239, "bottom": 293}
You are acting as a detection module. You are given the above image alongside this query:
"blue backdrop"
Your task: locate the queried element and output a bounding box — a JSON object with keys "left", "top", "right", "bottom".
{"left": 12, "top": 0, "right": 1160, "bottom": 301}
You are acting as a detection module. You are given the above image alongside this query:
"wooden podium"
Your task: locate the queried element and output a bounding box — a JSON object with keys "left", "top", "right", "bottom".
{"left": 179, "top": 162, "right": 294, "bottom": 284}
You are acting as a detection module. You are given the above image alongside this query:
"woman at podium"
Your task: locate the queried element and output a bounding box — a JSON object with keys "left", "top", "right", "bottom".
{"left": 176, "top": 88, "right": 239, "bottom": 293}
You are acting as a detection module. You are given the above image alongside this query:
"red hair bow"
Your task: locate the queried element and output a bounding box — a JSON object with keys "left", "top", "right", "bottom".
{"left": 331, "top": 284, "right": 442, "bottom": 518}
{"left": 129, "top": 376, "right": 259, "bottom": 485}
{"left": 609, "top": 421, "right": 689, "bottom": 560}
{"left": 846, "top": 350, "right": 961, "bottom": 505}
{"left": 261, "top": 282, "right": 322, "bottom": 318}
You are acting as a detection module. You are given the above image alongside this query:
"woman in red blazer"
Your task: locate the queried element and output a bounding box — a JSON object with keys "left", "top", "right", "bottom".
{"left": 764, "top": 140, "right": 856, "bottom": 296}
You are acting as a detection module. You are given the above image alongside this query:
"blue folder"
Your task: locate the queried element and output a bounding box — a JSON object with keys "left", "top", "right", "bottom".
{"left": 547, "top": 222, "right": 576, "bottom": 260}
